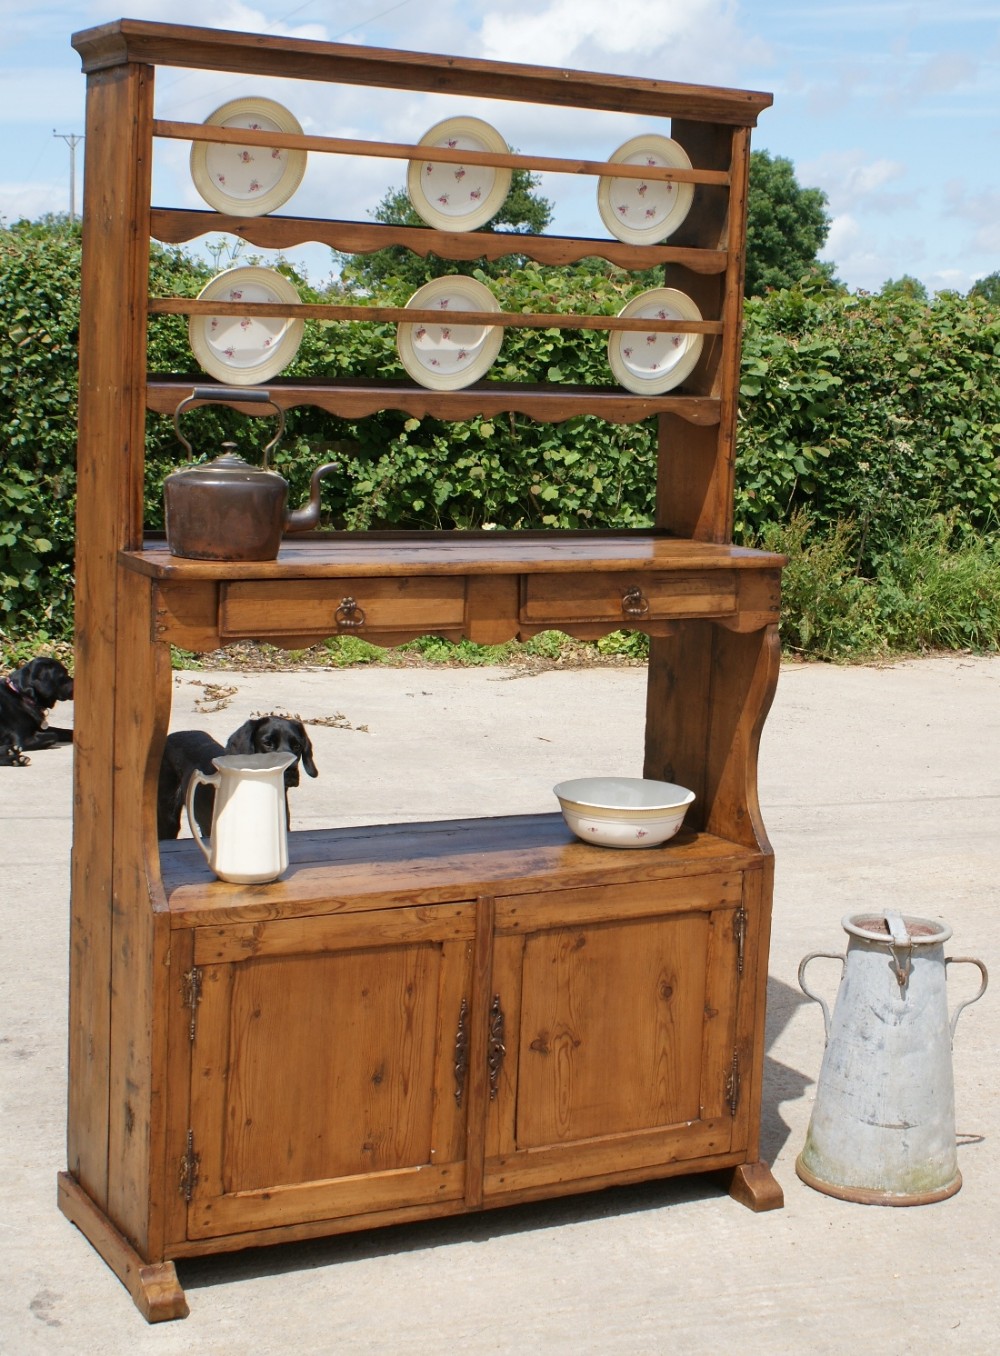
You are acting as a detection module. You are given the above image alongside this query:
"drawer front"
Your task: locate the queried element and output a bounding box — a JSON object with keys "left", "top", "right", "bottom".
{"left": 521, "top": 570, "right": 736, "bottom": 625}
{"left": 220, "top": 576, "right": 466, "bottom": 638}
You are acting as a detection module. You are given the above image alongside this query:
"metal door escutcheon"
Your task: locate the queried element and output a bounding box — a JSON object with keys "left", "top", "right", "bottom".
{"left": 487, "top": 994, "right": 506, "bottom": 1100}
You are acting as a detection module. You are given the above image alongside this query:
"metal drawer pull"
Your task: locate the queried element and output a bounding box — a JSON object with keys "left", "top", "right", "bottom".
{"left": 621, "top": 585, "right": 649, "bottom": 618}
{"left": 334, "top": 596, "right": 366, "bottom": 630}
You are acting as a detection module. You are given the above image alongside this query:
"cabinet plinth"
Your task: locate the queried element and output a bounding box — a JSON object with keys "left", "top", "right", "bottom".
{"left": 65, "top": 19, "right": 782, "bottom": 1321}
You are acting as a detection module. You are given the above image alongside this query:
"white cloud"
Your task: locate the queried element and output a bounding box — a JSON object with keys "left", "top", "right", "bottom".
{"left": 800, "top": 150, "right": 913, "bottom": 215}
{"left": 478, "top": 0, "right": 771, "bottom": 84}
{"left": 81, "top": 1, "right": 331, "bottom": 42}
{"left": 0, "top": 179, "right": 68, "bottom": 223}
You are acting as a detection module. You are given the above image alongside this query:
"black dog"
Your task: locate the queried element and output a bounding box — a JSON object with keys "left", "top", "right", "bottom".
{"left": 157, "top": 715, "right": 318, "bottom": 840}
{"left": 0, "top": 657, "right": 74, "bottom": 766}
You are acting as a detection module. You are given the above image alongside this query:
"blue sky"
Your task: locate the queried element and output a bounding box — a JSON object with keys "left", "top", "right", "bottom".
{"left": 2, "top": 0, "right": 998, "bottom": 294}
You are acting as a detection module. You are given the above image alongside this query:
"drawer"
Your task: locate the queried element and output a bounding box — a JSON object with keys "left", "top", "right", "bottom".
{"left": 220, "top": 576, "right": 466, "bottom": 638}
{"left": 520, "top": 570, "right": 737, "bottom": 625}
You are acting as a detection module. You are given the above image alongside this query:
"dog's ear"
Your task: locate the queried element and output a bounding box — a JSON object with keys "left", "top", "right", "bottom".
{"left": 224, "top": 718, "right": 261, "bottom": 754}
{"left": 298, "top": 726, "right": 318, "bottom": 778}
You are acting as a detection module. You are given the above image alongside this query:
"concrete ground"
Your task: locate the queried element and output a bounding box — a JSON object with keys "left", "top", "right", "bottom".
{"left": 2, "top": 653, "right": 999, "bottom": 1354}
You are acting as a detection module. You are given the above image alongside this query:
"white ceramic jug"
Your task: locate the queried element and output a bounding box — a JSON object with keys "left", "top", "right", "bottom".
{"left": 797, "top": 911, "right": 987, "bottom": 1205}
{"left": 185, "top": 752, "right": 296, "bottom": 884}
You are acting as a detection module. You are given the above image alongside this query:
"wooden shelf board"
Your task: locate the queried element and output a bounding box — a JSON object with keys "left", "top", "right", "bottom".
{"left": 149, "top": 209, "right": 729, "bottom": 275}
{"left": 73, "top": 20, "right": 773, "bottom": 124}
{"left": 159, "top": 811, "right": 767, "bottom": 927}
{"left": 145, "top": 375, "right": 721, "bottom": 427}
{"left": 121, "top": 531, "right": 786, "bottom": 581}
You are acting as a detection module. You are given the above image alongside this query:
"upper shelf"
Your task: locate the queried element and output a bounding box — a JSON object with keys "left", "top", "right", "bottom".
{"left": 150, "top": 210, "right": 729, "bottom": 275}
{"left": 145, "top": 375, "right": 722, "bottom": 426}
{"left": 73, "top": 20, "right": 773, "bottom": 125}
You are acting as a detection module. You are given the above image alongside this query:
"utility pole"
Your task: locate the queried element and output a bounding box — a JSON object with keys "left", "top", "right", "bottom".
{"left": 53, "top": 131, "right": 84, "bottom": 224}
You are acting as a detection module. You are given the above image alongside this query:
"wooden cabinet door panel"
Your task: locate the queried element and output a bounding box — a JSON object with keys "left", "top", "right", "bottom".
{"left": 516, "top": 912, "right": 709, "bottom": 1143}
{"left": 187, "top": 910, "right": 473, "bottom": 1240}
{"left": 485, "top": 874, "right": 743, "bottom": 1198}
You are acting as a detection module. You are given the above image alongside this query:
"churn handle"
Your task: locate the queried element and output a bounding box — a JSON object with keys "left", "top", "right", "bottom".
{"left": 945, "top": 956, "right": 989, "bottom": 1044}
{"left": 797, "top": 952, "right": 845, "bottom": 1045}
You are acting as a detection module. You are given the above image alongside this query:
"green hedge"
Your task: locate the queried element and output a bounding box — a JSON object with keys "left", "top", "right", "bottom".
{"left": 3, "top": 220, "right": 999, "bottom": 646}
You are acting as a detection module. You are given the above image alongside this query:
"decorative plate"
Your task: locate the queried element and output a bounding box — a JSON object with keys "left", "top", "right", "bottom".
{"left": 407, "top": 116, "right": 512, "bottom": 232}
{"left": 190, "top": 97, "right": 307, "bottom": 217}
{"left": 607, "top": 288, "right": 704, "bottom": 395}
{"left": 396, "top": 275, "right": 503, "bottom": 391}
{"left": 188, "top": 266, "right": 304, "bottom": 386}
{"left": 597, "top": 134, "right": 694, "bottom": 245}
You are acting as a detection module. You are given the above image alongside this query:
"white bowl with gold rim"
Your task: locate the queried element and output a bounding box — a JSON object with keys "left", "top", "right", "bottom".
{"left": 553, "top": 776, "right": 696, "bottom": 849}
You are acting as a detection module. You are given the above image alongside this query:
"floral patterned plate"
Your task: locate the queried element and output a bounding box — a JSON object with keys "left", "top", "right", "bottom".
{"left": 407, "top": 116, "right": 512, "bottom": 232}
{"left": 190, "top": 97, "right": 307, "bottom": 217}
{"left": 607, "top": 287, "right": 704, "bottom": 395}
{"left": 396, "top": 275, "right": 503, "bottom": 391}
{"left": 597, "top": 134, "right": 694, "bottom": 245}
{"left": 188, "top": 267, "right": 304, "bottom": 386}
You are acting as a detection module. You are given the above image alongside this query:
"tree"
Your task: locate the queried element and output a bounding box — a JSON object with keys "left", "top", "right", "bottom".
{"left": 336, "top": 168, "right": 553, "bottom": 294}
{"left": 880, "top": 275, "right": 929, "bottom": 303}
{"left": 969, "top": 271, "right": 1000, "bottom": 305}
{"left": 744, "top": 150, "right": 834, "bottom": 296}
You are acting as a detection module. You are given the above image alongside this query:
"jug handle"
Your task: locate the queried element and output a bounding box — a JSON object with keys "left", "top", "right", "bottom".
{"left": 945, "top": 956, "right": 989, "bottom": 1044}
{"left": 185, "top": 768, "right": 220, "bottom": 866}
{"left": 797, "top": 952, "right": 845, "bottom": 1045}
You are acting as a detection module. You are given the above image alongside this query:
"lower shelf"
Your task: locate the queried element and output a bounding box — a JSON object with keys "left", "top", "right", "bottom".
{"left": 157, "top": 811, "right": 766, "bottom": 926}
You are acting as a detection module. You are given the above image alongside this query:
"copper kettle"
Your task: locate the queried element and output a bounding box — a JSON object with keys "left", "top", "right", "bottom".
{"left": 163, "top": 387, "right": 338, "bottom": 561}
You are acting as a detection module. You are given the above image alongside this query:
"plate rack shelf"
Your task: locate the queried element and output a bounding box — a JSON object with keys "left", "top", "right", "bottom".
{"left": 62, "top": 18, "right": 784, "bottom": 1322}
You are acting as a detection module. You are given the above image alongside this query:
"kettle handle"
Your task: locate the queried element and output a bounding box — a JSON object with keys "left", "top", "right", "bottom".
{"left": 185, "top": 768, "right": 220, "bottom": 866}
{"left": 945, "top": 956, "right": 989, "bottom": 1044}
{"left": 797, "top": 951, "right": 845, "bottom": 1045}
{"left": 173, "top": 386, "right": 285, "bottom": 467}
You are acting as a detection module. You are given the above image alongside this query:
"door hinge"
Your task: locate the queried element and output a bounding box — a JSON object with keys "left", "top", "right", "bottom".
{"left": 734, "top": 906, "right": 747, "bottom": 977}
{"left": 179, "top": 1129, "right": 200, "bottom": 1202}
{"left": 181, "top": 966, "right": 203, "bottom": 1042}
{"left": 726, "top": 1049, "right": 741, "bottom": 1117}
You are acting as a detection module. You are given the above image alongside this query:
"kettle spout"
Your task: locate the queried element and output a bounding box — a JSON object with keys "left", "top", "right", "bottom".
{"left": 285, "top": 462, "right": 339, "bottom": 534}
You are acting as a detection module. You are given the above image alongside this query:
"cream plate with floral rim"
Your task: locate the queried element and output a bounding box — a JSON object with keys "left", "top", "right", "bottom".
{"left": 190, "top": 97, "right": 307, "bottom": 217}
{"left": 597, "top": 133, "right": 694, "bottom": 245}
{"left": 407, "top": 116, "right": 512, "bottom": 232}
{"left": 396, "top": 275, "right": 503, "bottom": 391}
{"left": 607, "top": 287, "right": 704, "bottom": 395}
{"left": 188, "top": 266, "right": 304, "bottom": 386}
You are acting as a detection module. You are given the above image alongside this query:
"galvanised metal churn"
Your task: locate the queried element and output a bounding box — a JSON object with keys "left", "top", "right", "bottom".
{"left": 796, "top": 911, "right": 987, "bottom": 1205}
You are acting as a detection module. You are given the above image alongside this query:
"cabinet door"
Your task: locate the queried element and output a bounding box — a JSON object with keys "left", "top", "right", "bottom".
{"left": 185, "top": 904, "right": 474, "bottom": 1240}
{"left": 484, "top": 872, "right": 746, "bottom": 1198}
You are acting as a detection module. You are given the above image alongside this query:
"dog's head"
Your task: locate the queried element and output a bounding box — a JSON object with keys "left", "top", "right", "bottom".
{"left": 224, "top": 716, "right": 318, "bottom": 787}
{"left": 10, "top": 657, "right": 74, "bottom": 712}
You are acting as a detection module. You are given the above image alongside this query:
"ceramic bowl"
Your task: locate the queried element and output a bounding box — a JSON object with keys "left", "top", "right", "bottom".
{"left": 553, "top": 776, "right": 695, "bottom": 849}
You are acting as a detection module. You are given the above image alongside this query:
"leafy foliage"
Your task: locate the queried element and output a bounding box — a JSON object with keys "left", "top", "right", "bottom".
{"left": 3, "top": 216, "right": 1000, "bottom": 663}
{"left": 745, "top": 150, "right": 836, "bottom": 296}
{"left": 0, "top": 217, "right": 79, "bottom": 641}
{"left": 969, "top": 271, "right": 1000, "bottom": 305}
{"left": 735, "top": 284, "right": 1000, "bottom": 572}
